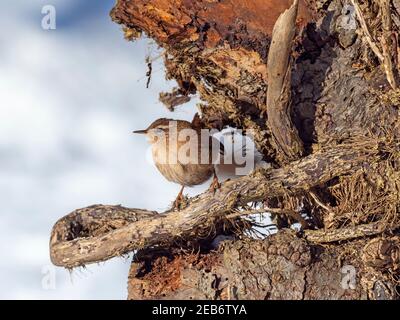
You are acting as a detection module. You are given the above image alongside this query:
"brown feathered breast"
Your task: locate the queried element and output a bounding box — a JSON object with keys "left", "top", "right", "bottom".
{"left": 151, "top": 119, "right": 220, "bottom": 187}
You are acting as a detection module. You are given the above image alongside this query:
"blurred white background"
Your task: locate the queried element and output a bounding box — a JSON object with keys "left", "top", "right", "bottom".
{"left": 0, "top": 0, "right": 203, "bottom": 299}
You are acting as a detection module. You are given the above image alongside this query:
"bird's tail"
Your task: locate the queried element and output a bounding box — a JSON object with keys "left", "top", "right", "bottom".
{"left": 213, "top": 129, "right": 267, "bottom": 181}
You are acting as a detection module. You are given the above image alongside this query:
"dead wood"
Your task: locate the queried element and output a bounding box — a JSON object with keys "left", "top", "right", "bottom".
{"left": 49, "top": 0, "right": 400, "bottom": 299}
{"left": 50, "top": 139, "right": 383, "bottom": 268}
{"left": 266, "top": 0, "right": 304, "bottom": 163}
{"left": 380, "top": 0, "right": 399, "bottom": 89}
{"left": 304, "top": 220, "right": 400, "bottom": 243}
{"left": 351, "top": 0, "right": 384, "bottom": 61}
{"left": 128, "top": 230, "right": 398, "bottom": 300}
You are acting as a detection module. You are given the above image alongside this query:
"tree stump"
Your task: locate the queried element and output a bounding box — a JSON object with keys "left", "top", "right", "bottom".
{"left": 50, "top": 0, "right": 400, "bottom": 299}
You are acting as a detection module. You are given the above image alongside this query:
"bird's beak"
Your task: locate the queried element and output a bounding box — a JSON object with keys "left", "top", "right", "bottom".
{"left": 132, "top": 129, "right": 147, "bottom": 134}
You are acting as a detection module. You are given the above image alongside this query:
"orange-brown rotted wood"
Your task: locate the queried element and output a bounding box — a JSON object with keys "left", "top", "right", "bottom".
{"left": 112, "top": 0, "right": 314, "bottom": 49}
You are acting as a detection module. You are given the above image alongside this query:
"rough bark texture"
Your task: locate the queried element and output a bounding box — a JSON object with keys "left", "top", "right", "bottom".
{"left": 50, "top": 140, "right": 383, "bottom": 268}
{"left": 128, "top": 230, "right": 398, "bottom": 300}
{"left": 49, "top": 0, "right": 400, "bottom": 299}
{"left": 266, "top": 0, "right": 305, "bottom": 163}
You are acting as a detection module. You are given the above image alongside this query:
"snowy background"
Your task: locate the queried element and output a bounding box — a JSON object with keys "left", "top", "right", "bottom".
{"left": 0, "top": 0, "right": 205, "bottom": 299}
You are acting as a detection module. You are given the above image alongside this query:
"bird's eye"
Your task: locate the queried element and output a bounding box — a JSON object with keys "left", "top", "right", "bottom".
{"left": 152, "top": 128, "right": 166, "bottom": 135}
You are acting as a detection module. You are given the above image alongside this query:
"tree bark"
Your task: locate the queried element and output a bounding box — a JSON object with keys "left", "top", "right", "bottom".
{"left": 266, "top": 0, "right": 304, "bottom": 163}
{"left": 49, "top": 0, "right": 400, "bottom": 299}
{"left": 50, "top": 139, "right": 383, "bottom": 268}
{"left": 127, "top": 230, "right": 398, "bottom": 300}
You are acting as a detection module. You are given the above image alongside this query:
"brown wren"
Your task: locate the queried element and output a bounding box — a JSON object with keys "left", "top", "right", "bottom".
{"left": 133, "top": 117, "right": 222, "bottom": 208}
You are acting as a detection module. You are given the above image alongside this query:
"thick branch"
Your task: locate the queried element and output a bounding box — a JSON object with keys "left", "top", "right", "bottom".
{"left": 50, "top": 139, "right": 381, "bottom": 268}
{"left": 380, "top": 0, "right": 399, "bottom": 89}
{"left": 266, "top": 0, "right": 304, "bottom": 163}
{"left": 304, "top": 220, "right": 400, "bottom": 243}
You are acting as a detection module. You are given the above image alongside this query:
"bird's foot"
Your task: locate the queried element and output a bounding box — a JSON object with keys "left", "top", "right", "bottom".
{"left": 173, "top": 195, "right": 184, "bottom": 210}
{"left": 172, "top": 186, "right": 186, "bottom": 210}
{"left": 208, "top": 173, "right": 221, "bottom": 194}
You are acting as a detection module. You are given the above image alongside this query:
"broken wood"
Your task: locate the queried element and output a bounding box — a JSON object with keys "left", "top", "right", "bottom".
{"left": 50, "top": 139, "right": 382, "bottom": 268}
{"left": 48, "top": 0, "right": 400, "bottom": 300}
{"left": 266, "top": 0, "right": 304, "bottom": 163}
{"left": 128, "top": 230, "right": 398, "bottom": 300}
{"left": 304, "top": 220, "right": 400, "bottom": 243}
{"left": 380, "top": 0, "right": 399, "bottom": 89}
{"left": 351, "top": 0, "right": 399, "bottom": 89}
{"left": 351, "top": 0, "right": 384, "bottom": 61}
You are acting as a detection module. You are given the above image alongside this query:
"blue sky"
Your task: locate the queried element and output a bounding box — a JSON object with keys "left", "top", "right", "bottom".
{"left": 0, "top": 0, "right": 198, "bottom": 299}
